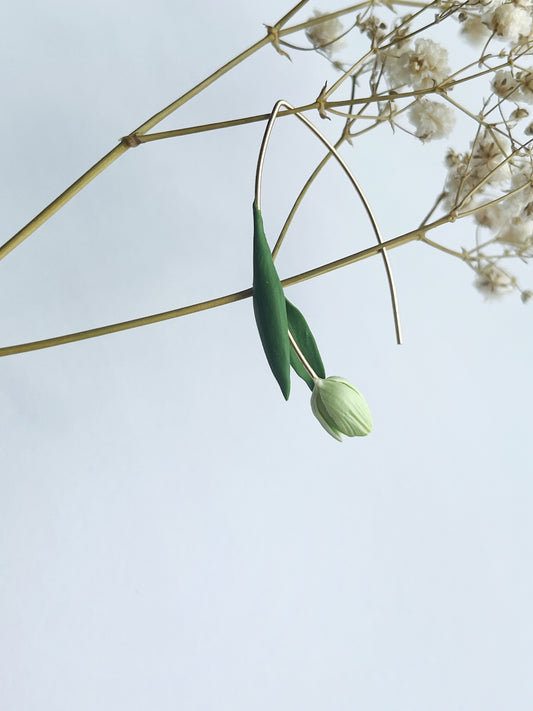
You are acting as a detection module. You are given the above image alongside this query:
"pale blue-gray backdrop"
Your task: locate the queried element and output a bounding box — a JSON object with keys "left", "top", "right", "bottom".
{"left": 1, "top": 1, "right": 532, "bottom": 709}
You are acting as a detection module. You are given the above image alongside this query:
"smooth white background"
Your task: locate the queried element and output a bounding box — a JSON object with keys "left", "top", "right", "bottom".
{"left": 1, "top": 1, "right": 532, "bottom": 709}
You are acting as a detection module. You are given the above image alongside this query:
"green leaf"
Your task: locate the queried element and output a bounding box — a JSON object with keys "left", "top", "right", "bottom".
{"left": 286, "top": 298, "right": 326, "bottom": 390}
{"left": 252, "top": 203, "right": 291, "bottom": 400}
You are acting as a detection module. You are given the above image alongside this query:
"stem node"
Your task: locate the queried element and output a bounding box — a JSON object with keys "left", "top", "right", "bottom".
{"left": 121, "top": 133, "right": 142, "bottom": 147}
{"left": 265, "top": 24, "right": 292, "bottom": 59}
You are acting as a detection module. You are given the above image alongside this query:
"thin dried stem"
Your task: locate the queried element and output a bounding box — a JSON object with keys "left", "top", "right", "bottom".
{"left": 0, "top": 0, "right": 315, "bottom": 262}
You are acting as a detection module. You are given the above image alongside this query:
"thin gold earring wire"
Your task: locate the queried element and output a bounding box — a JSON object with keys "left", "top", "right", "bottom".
{"left": 254, "top": 99, "right": 402, "bottom": 345}
{"left": 288, "top": 330, "right": 320, "bottom": 382}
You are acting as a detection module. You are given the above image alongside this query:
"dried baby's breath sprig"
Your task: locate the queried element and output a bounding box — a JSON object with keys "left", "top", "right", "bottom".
{"left": 305, "top": 9, "right": 346, "bottom": 56}
{"left": 474, "top": 263, "right": 515, "bottom": 298}
{"left": 4, "top": 0, "right": 533, "bottom": 368}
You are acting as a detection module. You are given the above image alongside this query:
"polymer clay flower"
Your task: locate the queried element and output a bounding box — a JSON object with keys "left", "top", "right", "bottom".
{"left": 311, "top": 376, "right": 373, "bottom": 441}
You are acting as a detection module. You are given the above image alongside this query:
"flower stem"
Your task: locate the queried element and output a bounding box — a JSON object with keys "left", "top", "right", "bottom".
{"left": 0, "top": 229, "right": 425, "bottom": 358}
{"left": 136, "top": 104, "right": 319, "bottom": 142}
{"left": 288, "top": 330, "right": 319, "bottom": 381}
{"left": 420, "top": 236, "right": 466, "bottom": 259}
{"left": 132, "top": 35, "right": 272, "bottom": 136}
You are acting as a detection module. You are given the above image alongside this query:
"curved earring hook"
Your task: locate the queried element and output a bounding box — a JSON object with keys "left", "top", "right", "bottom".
{"left": 254, "top": 99, "right": 402, "bottom": 345}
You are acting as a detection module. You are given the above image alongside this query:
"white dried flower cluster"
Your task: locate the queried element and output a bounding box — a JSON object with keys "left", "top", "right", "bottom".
{"left": 519, "top": 70, "right": 533, "bottom": 103}
{"left": 474, "top": 264, "right": 514, "bottom": 298}
{"left": 491, "top": 68, "right": 533, "bottom": 104}
{"left": 302, "top": 4, "right": 533, "bottom": 301}
{"left": 305, "top": 10, "right": 345, "bottom": 56}
{"left": 472, "top": 131, "right": 512, "bottom": 183}
{"left": 492, "top": 69, "right": 520, "bottom": 98}
{"left": 498, "top": 218, "right": 533, "bottom": 248}
{"left": 385, "top": 39, "right": 450, "bottom": 89}
{"left": 460, "top": 1, "right": 533, "bottom": 45}
{"left": 474, "top": 166, "right": 533, "bottom": 252}
{"left": 490, "top": 4, "right": 532, "bottom": 43}
{"left": 409, "top": 99, "right": 456, "bottom": 141}
{"left": 443, "top": 130, "right": 513, "bottom": 211}
{"left": 446, "top": 141, "right": 533, "bottom": 298}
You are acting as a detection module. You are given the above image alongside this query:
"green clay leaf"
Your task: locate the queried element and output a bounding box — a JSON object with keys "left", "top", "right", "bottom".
{"left": 252, "top": 203, "right": 291, "bottom": 400}
{"left": 286, "top": 298, "right": 326, "bottom": 390}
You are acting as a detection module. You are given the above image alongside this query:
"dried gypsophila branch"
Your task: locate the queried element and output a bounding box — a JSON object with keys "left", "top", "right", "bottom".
{"left": 281, "top": 2, "right": 533, "bottom": 300}
{"left": 5, "top": 0, "right": 533, "bottom": 371}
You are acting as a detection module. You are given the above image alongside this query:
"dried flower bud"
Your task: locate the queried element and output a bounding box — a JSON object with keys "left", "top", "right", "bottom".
{"left": 510, "top": 107, "right": 529, "bottom": 121}
{"left": 515, "top": 69, "right": 533, "bottom": 103}
{"left": 492, "top": 69, "right": 519, "bottom": 98}
{"left": 444, "top": 149, "right": 465, "bottom": 168}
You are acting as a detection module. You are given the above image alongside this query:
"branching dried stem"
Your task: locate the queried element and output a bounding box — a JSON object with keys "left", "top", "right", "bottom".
{"left": 3, "top": 0, "right": 533, "bottom": 357}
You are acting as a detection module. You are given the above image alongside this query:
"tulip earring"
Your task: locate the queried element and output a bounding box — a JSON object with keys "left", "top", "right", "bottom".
{"left": 252, "top": 100, "right": 399, "bottom": 439}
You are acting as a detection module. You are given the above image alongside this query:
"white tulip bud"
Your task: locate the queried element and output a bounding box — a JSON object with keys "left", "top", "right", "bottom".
{"left": 311, "top": 376, "right": 373, "bottom": 441}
